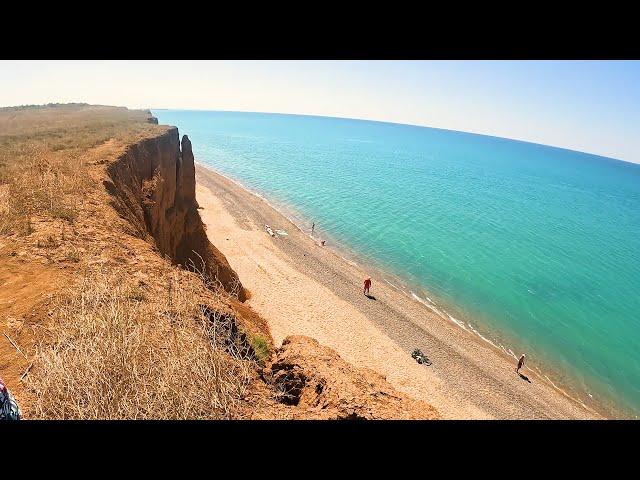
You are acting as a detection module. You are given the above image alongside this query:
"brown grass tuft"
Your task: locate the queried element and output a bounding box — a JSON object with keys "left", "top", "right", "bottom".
{"left": 0, "top": 143, "right": 90, "bottom": 234}
{"left": 25, "top": 267, "right": 254, "bottom": 419}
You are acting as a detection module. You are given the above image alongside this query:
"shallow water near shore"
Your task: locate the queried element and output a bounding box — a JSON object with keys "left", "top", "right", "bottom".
{"left": 154, "top": 109, "right": 640, "bottom": 418}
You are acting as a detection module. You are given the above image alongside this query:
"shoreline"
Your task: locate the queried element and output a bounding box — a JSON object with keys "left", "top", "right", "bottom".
{"left": 195, "top": 162, "right": 614, "bottom": 419}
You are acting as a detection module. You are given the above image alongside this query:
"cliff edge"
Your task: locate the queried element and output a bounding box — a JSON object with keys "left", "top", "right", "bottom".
{"left": 104, "top": 127, "right": 246, "bottom": 300}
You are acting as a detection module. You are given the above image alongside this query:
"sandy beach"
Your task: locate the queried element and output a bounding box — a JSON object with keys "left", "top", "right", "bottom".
{"left": 196, "top": 164, "right": 604, "bottom": 419}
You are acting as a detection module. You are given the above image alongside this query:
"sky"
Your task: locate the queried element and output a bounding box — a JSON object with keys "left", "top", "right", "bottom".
{"left": 1, "top": 60, "right": 639, "bottom": 163}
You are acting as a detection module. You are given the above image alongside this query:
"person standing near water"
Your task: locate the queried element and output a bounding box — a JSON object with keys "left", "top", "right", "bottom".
{"left": 516, "top": 353, "right": 526, "bottom": 373}
{"left": 311, "top": 222, "right": 315, "bottom": 236}
{"left": 364, "top": 277, "right": 372, "bottom": 296}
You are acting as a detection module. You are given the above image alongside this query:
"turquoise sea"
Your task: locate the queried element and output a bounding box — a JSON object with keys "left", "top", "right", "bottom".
{"left": 153, "top": 110, "right": 640, "bottom": 417}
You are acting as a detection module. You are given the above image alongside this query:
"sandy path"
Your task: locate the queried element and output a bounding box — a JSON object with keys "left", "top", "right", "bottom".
{"left": 196, "top": 165, "right": 604, "bottom": 419}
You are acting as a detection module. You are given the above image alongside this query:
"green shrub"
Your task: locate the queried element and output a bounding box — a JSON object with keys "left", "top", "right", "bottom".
{"left": 249, "top": 334, "right": 271, "bottom": 364}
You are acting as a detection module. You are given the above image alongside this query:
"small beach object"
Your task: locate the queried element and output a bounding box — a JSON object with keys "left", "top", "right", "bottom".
{"left": 411, "top": 348, "right": 432, "bottom": 366}
{"left": 321, "top": 240, "right": 326, "bottom": 246}
{"left": 275, "top": 229, "right": 288, "bottom": 236}
{"left": 265, "top": 224, "right": 275, "bottom": 237}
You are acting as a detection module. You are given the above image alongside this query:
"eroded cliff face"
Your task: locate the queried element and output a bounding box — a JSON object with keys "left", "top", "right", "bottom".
{"left": 105, "top": 127, "right": 246, "bottom": 301}
{"left": 262, "top": 336, "right": 439, "bottom": 419}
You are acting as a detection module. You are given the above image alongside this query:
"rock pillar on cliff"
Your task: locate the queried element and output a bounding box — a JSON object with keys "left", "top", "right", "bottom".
{"left": 180, "top": 135, "right": 197, "bottom": 206}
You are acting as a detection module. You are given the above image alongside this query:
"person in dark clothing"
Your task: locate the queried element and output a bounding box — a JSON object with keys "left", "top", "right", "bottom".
{"left": 516, "top": 353, "right": 526, "bottom": 373}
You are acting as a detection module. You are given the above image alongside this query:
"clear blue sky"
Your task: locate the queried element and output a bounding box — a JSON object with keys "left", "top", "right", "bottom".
{"left": 2, "top": 60, "right": 639, "bottom": 163}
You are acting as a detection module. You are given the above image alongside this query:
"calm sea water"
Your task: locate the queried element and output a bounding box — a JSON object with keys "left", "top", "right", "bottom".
{"left": 153, "top": 109, "right": 640, "bottom": 417}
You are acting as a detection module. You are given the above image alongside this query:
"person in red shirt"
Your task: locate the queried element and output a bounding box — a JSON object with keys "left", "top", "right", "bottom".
{"left": 363, "top": 277, "right": 372, "bottom": 296}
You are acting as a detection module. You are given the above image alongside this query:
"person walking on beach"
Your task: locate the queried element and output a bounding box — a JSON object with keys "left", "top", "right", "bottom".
{"left": 516, "top": 353, "right": 526, "bottom": 373}
{"left": 311, "top": 222, "right": 315, "bottom": 237}
{"left": 363, "top": 277, "right": 372, "bottom": 296}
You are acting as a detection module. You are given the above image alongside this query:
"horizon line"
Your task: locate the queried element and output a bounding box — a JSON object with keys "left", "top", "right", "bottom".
{"left": 149, "top": 106, "right": 637, "bottom": 166}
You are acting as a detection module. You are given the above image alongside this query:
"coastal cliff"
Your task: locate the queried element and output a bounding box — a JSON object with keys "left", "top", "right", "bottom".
{"left": 104, "top": 126, "right": 246, "bottom": 301}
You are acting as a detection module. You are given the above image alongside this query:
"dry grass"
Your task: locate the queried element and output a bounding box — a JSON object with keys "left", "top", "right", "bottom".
{"left": 0, "top": 143, "right": 91, "bottom": 235}
{"left": 0, "top": 104, "right": 153, "bottom": 146}
{"left": 25, "top": 267, "right": 254, "bottom": 419}
{"left": 0, "top": 105, "right": 155, "bottom": 236}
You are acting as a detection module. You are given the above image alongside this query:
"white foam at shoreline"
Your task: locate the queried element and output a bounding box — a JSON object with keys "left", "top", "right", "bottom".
{"left": 384, "top": 279, "right": 401, "bottom": 290}
{"left": 410, "top": 292, "right": 469, "bottom": 332}
{"left": 339, "top": 255, "right": 359, "bottom": 267}
{"left": 542, "top": 374, "right": 593, "bottom": 411}
{"left": 467, "top": 322, "right": 498, "bottom": 348}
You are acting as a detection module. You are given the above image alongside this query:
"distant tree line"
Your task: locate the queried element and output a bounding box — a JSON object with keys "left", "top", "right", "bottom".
{"left": 0, "top": 103, "right": 90, "bottom": 111}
